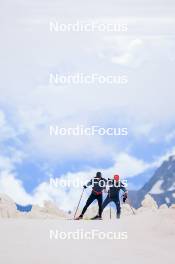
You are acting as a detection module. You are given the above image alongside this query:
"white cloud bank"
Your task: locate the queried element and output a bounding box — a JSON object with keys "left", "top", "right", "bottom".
{"left": 1, "top": 149, "right": 174, "bottom": 210}
{"left": 0, "top": 0, "right": 175, "bottom": 210}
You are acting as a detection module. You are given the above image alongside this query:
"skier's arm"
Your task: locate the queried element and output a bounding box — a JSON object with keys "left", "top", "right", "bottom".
{"left": 120, "top": 182, "right": 128, "bottom": 193}
{"left": 83, "top": 179, "right": 92, "bottom": 189}
{"left": 120, "top": 182, "right": 128, "bottom": 202}
{"left": 102, "top": 178, "right": 108, "bottom": 191}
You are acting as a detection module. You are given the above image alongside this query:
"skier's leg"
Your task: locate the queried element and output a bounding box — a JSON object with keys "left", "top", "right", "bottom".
{"left": 80, "top": 193, "right": 96, "bottom": 217}
{"left": 114, "top": 199, "right": 121, "bottom": 219}
{"left": 97, "top": 194, "right": 103, "bottom": 217}
{"left": 101, "top": 195, "right": 111, "bottom": 215}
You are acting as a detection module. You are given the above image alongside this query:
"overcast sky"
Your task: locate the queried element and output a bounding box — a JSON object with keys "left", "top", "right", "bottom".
{"left": 0, "top": 0, "right": 175, "bottom": 209}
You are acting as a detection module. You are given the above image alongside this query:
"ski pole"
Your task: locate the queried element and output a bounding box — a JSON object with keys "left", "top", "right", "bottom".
{"left": 74, "top": 188, "right": 85, "bottom": 219}
{"left": 109, "top": 191, "right": 112, "bottom": 220}
{"left": 122, "top": 195, "right": 135, "bottom": 215}
{"left": 127, "top": 198, "right": 135, "bottom": 215}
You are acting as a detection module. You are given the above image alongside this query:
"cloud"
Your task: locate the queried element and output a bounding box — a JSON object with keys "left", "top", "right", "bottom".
{"left": 104, "top": 153, "right": 151, "bottom": 178}
{"left": 0, "top": 151, "right": 157, "bottom": 210}
{"left": 0, "top": 171, "right": 32, "bottom": 204}
{"left": 0, "top": 110, "right": 17, "bottom": 142}
{"left": 152, "top": 147, "right": 175, "bottom": 167}
{"left": 0, "top": 0, "right": 175, "bottom": 208}
{"left": 1, "top": 146, "right": 175, "bottom": 210}
{"left": 111, "top": 38, "right": 144, "bottom": 67}
{"left": 165, "top": 130, "right": 175, "bottom": 143}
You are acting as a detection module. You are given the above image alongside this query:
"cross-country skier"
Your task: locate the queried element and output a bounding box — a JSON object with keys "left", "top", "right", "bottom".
{"left": 101, "top": 175, "right": 128, "bottom": 219}
{"left": 75, "top": 172, "right": 107, "bottom": 220}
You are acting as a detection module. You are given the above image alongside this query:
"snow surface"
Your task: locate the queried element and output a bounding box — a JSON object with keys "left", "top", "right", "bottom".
{"left": 0, "top": 210, "right": 174, "bottom": 264}
{"left": 168, "top": 165, "right": 172, "bottom": 170}
{"left": 165, "top": 197, "right": 170, "bottom": 203}
{"left": 149, "top": 180, "right": 164, "bottom": 194}
{"left": 168, "top": 182, "right": 175, "bottom": 191}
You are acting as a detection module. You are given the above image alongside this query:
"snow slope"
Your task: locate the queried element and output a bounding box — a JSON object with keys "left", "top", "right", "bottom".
{"left": 0, "top": 209, "right": 174, "bottom": 264}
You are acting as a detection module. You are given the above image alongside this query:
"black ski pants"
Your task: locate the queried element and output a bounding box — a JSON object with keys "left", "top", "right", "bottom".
{"left": 102, "top": 195, "right": 121, "bottom": 217}
{"left": 81, "top": 192, "right": 102, "bottom": 217}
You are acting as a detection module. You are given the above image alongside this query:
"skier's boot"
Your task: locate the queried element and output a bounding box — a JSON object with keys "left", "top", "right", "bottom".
{"left": 91, "top": 215, "right": 102, "bottom": 220}
{"left": 96, "top": 216, "right": 102, "bottom": 220}
{"left": 74, "top": 215, "right": 83, "bottom": 220}
{"left": 117, "top": 213, "right": 120, "bottom": 219}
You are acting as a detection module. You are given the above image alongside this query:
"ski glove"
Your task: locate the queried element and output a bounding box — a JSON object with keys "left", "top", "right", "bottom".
{"left": 123, "top": 193, "right": 128, "bottom": 203}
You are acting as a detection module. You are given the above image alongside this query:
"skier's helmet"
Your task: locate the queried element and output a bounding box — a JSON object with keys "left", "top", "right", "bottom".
{"left": 96, "top": 171, "right": 102, "bottom": 178}
{"left": 114, "top": 175, "right": 120, "bottom": 181}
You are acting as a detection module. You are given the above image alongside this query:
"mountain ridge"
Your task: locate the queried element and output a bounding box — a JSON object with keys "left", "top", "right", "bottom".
{"left": 129, "top": 155, "right": 175, "bottom": 208}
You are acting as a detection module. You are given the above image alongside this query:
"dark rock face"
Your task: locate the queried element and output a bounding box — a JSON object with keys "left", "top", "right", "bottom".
{"left": 129, "top": 156, "right": 175, "bottom": 208}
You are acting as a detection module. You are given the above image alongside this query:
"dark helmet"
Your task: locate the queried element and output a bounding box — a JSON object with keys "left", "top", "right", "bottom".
{"left": 96, "top": 171, "right": 102, "bottom": 178}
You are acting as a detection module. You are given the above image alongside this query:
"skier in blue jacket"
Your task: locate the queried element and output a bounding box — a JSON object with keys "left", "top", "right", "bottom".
{"left": 101, "top": 175, "right": 128, "bottom": 219}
